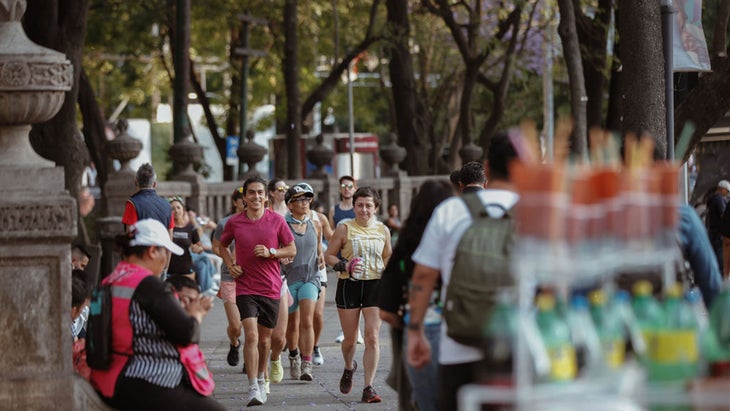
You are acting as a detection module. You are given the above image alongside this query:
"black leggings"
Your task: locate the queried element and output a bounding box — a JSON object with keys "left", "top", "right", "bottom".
{"left": 106, "top": 376, "right": 227, "bottom": 411}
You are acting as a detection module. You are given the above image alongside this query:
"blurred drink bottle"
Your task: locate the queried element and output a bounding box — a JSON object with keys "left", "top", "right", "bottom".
{"left": 535, "top": 293, "right": 577, "bottom": 382}
{"left": 709, "top": 280, "right": 730, "bottom": 376}
{"left": 647, "top": 284, "right": 699, "bottom": 382}
{"left": 589, "top": 289, "right": 626, "bottom": 369}
{"left": 481, "top": 291, "right": 517, "bottom": 385}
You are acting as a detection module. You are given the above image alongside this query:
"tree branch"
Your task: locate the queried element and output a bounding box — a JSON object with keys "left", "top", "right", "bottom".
{"left": 300, "top": 0, "right": 383, "bottom": 121}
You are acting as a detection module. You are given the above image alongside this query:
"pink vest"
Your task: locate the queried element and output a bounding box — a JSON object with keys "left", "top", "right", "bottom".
{"left": 89, "top": 262, "right": 148, "bottom": 398}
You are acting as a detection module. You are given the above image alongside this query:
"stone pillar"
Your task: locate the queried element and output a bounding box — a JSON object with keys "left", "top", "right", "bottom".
{"left": 99, "top": 119, "right": 143, "bottom": 279}
{"left": 169, "top": 134, "right": 206, "bottom": 215}
{"left": 0, "top": 1, "right": 108, "bottom": 409}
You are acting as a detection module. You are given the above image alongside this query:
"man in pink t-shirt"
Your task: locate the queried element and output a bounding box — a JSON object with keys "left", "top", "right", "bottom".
{"left": 219, "top": 177, "right": 296, "bottom": 407}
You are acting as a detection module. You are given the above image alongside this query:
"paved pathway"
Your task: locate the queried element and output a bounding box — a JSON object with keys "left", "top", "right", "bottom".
{"left": 199, "top": 275, "right": 399, "bottom": 410}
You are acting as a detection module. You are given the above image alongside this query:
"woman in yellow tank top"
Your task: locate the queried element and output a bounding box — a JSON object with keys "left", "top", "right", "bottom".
{"left": 325, "top": 186, "right": 392, "bottom": 403}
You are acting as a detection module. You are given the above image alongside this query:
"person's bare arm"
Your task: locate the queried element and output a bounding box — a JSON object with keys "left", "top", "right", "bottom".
{"left": 254, "top": 241, "right": 296, "bottom": 259}
{"left": 406, "top": 264, "right": 440, "bottom": 368}
{"left": 314, "top": 219, "right": 325, "bottom": 269}
{"left": 325, "top": 224, "right": 347, "bottom": 268}
{"left": 381, "top": 226, "right": 393, "bottom": 267}
{"left": 317, "top": 211, "right": 334, "bottom": 242}
{"left": 328, "top": 206, "right": 336, "bottom": 230}
{"left": 216, "top": 241, "right": 242, "bottom": 278}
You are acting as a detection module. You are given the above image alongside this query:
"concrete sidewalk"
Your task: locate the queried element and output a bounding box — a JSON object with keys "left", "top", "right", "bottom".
{"left": 199, "top": 276, "right": 399, "bottom": 410}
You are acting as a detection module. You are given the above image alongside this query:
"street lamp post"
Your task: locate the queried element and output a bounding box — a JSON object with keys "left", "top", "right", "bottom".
{"left": 347, "top": 61, "right": 355, "bottom": 177}
{"left": 661, "top": 0, "right": 675, "bottom": 161}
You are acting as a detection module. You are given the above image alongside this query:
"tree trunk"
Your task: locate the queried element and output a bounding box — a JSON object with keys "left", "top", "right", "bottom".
{"left": 78, "top": 68, "right": 108, "bottom": 190}
{"left": 448, "top": 63, "right": 478, "bottom": 165}
{"left": 283, "top": 0, "right": 302, "bottom": 179}
{"left": 385, "top": 0, "right": 430, "bottom": 175}
{"left": 224, "top": 26, "right": 240, "bottom": 181}
{"left": 300, "top": 0, "right": 382, "bottom": 123}
{"left": 172, "top": 0, "right": 191, "bottom": 143}
{"left": 675, "top": 56, "right": 730, "bottom": 163}
{"left": 575, "top": 0, "right": 612, "bottom": 130}
{"left": 618, "top": 0, "right": 666, "bottom": 158}
{"left": 558, "top": 0, "right": 588, "bottom": 159}
{"left": 189, "top": 58, "right": 226, "bottom": 166}
{"left": 24, "top": 0, "right": 90, "bottom": 242}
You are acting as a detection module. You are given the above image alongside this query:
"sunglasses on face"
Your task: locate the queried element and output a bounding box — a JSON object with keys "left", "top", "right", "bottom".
{"left": 276, "top": 185, "right": 290, "bottom": 192}
{"left": 290, "top": 197, "right": 311, "bottom": 204}
{"left": 340, "top": 183, "right": 354, "bottom": 189}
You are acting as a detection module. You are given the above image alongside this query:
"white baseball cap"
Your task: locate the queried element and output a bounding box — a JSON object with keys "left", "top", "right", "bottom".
{"left": 129, "top": 219, "right": 184, "bottom": 255}
{"left": 719, "top": 180, "right": 730, "bottom": 191}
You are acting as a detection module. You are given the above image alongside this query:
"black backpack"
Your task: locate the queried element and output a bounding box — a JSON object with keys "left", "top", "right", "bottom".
{"left": 443, "top": 193, "right": 515, "bottom": 347}
{"left": 85, "top": 284, "right": 112, "bottom": 369}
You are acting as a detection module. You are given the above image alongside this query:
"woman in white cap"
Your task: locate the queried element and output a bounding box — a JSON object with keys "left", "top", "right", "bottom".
{"left": 89, "top": 219, "right": 225, "bottom": 411}
{"left": 281, "top": 182, "right": 323, "bottom": 381}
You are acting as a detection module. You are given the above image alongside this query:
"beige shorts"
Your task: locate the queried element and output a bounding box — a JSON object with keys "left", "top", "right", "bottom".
{"left": 217, "top": 280, "right": 236, "bottom": 304}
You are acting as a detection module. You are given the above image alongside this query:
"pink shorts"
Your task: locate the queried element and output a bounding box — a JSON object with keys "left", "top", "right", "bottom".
{"left": 217, "top": 280, "right": 236, "bottom": 304}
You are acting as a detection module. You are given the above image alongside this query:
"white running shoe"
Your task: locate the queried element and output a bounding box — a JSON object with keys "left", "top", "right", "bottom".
{"left": 336, "top": 329, "right": 364, "bottom": 344}
{"left": 257, "top": 379, "right": 267, "bottom": 404}
{"left": 312, "top": 346, "right": 324, "bottom": 365}
{"left": 300, "top": 360, "right": 313, "bottom": 381}
{"left": 246, "top": 384, "right": 263, "bottom": 407}
{"left": 289, "top": 354, "right": 302, "bottom": 379}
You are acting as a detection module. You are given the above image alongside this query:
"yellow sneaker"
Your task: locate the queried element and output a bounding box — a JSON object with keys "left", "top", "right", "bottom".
{"left": 270, "top": 358, "right": 284, "bottom": 383}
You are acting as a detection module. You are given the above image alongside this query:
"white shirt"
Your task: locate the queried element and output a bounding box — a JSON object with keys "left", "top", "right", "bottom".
{"left": 412, "top": 189, "right": 519, "bottom": 365}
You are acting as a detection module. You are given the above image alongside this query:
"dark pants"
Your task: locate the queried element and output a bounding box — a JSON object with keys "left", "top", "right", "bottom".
{"left": 106, "top": 376, "right": 227, "bottom": 411}
{"left": 439, "top": 360, "right": 482, "bottom": 411}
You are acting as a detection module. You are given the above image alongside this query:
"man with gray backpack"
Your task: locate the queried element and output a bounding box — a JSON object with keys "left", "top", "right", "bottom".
{"left": 406, "top": 132, "right": 520, "bottom": 411}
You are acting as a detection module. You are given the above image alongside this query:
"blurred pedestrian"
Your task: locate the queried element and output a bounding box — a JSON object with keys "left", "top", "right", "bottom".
{"left": 378, "top": 180, "right": 454, "bottom": 411}
{"left": 89, "top": 219, "right": 224, "bottom": 410}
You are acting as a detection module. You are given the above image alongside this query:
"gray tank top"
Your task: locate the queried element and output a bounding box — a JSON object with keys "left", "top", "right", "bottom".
{"left": 282, "top": 220, "right": 320, "bottom": 285}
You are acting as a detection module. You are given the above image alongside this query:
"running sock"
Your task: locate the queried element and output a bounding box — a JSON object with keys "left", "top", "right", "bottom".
{"left": 289, "top": 348, "right": 299, "bottom": 358}
{"left": 302, "top": 355, "right": 312, "bottom": 361}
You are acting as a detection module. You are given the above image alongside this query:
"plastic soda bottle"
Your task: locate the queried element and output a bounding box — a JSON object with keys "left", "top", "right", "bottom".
{"left": 646, "top": 284, "right": 699, "bottom": 382}
{"left": 481, "top": 291, "right": 517, "bottom": 385}
{"left": 613, "top": 289, "right": 647, "bottom": 356}
{"left": 709, "top": 280, "right": 730, "bottom": 375}
{"left": 535, "top": 293, "right": 577, "bottom": 382}
{"left": 566, "top": 294, "right": 602, "bottom": 372}
{"left": 631, "top": 280, "right": 664, "bottom": 355}
{"left": 589, "top": 289, "right": 626, "bottom": 369}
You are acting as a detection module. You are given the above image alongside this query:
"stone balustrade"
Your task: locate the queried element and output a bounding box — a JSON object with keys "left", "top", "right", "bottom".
{"left": 154, "top": 174, "right": 449, "bottom": 224}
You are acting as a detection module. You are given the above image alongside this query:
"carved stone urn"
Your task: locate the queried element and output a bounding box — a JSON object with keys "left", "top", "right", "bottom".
{"left": 106, "top": 119, "right": 143, "bottom": 175}
{"left": 379, "top": 132, "right": 407, "bottom": 176}
{"left": 459, "top": 140, "right": 483, "bottom": 163}
{"left": 169, "top": 134, "right": 204, "bottom": 177}
{"left": 306, "top": 133, "right": 334, "bottom": 178}
{"left": 103, "top": 118, "right": 143, "bottom": 217}
{"left": 237, "top": 129, "right": 267, "bottom": 177}
{"left": 0, "top": 0, "right": 73, "bottom": 170}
